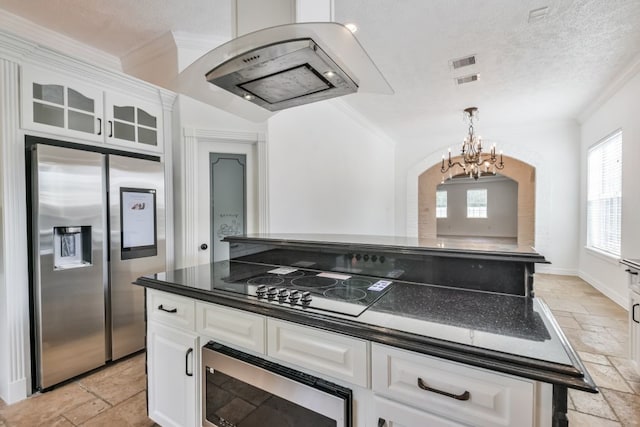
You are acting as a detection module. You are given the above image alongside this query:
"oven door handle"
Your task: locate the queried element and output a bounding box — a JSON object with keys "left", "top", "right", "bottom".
{"left": 185, "top": 348, "right": 193, "bottom": 376}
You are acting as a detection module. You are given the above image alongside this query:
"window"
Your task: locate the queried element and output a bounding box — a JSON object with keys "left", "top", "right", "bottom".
{"left": 587, "top": 130, "right": 621, "bottom": 257}
{"left": 436, "top": 191, "right": 447, "bottom": 218}
{"left": 467, "top": 189, "right": 487, "bottom": 218}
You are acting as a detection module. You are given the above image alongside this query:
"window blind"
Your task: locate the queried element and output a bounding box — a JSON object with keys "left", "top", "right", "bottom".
{"left": 467, "top": 189, "right": 487, "bottom": 218}
{"left": 436, "top": 190, "right": 447, "bottom": 218}
{"left": 587, "top": 130, "right": 622, "bottom": 256}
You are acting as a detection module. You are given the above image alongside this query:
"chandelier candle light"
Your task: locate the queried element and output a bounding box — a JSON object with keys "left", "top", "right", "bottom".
{"left": 440, "top": 107, "right": 504, "bottom": 181}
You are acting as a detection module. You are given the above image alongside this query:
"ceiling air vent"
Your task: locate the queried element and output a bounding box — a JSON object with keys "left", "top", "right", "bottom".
{"left": 456, "top": 74, "right": 479, "bottom": 85}
{"left": 451, "top": 55, "right": 476, "bottom": 70}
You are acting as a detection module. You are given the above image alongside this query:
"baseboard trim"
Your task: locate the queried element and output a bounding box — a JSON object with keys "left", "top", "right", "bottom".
{"left": 535, "top": 266, "right": 577, "bottom": 276}
{"left": 3, "top": 376, "right": 28, "bottom": 404}
{"left": 578, "top": 270, "right": 628, "bottom": 309}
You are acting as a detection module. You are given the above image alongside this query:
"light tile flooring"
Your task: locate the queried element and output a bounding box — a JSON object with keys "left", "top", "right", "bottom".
{"left": 0, "top": 352, "right": 154, "bottom": 426}
{"left": 0, "top": 274, "right": 638, "bottom": 426}
{"left": 535, "top": 274, "right": 640, "bottom": 426}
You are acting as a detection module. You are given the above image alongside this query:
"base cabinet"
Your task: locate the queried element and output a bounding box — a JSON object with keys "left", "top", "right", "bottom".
{"left": 372, "top": 396, "right": 465, "bottom": 427}
{"left": 147, "top": 321, "right": 198, "bottom": 427}
{"left": 630, "top": 287, "right": 640, "bottom": 373}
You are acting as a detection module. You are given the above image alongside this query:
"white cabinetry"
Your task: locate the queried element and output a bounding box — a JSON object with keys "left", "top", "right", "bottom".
{"left": 196, "top": 301, "right": 266, "bottom": 354}
{"left": 21, "top": 64, "right": 163, "bottom": 153}
{"left": 22, "top": 65, "right": 104, "bottom": 143}
{"left": 147, "top": 321, "right": 198, "bottom": 427}
{"left": 267, "top": 318, "right": 369, "bottom": 387}
{"left": 146, "top": 290, "right": 198, "bottom": 427}
{"left": 630, "top": 285, "right": 640, "bottom": 373}
{"left": 371, "top": 396, "right": 465, "bottom": 427}
{"left": 371, "top": 343, "right": 535, "bottom": 427}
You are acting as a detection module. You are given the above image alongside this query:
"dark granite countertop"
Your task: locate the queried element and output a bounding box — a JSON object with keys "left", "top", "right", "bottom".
{"left": 226, "top": 233, "right": 549, "bottom": 263}
{"left": 622, "top": 258, "right": 640, "bottom": 270}
{"left": 135, "top": 260, "right": 595, "bottom": 392}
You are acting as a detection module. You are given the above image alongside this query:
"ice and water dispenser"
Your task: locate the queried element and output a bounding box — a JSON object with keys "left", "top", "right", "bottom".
{"left": 53, "top": 226, "right": 92, "bottom": 269}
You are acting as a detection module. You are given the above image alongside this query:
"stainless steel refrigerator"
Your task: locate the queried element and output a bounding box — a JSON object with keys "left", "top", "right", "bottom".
{"left": 27, "top": 141, "right": 165, "bottom": 390}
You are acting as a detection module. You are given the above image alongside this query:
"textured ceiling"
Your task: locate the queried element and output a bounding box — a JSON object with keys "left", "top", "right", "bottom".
{"left": 1, "top": 0, "right": 639, "bottom": 142}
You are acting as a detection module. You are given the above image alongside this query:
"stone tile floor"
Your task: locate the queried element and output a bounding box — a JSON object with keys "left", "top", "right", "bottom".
{"left": 0, "top": 352, "right": 155, "bottom": 426}
{"left": 0, "top": 273, "right": 638, "bottom": 426}
{"left": 535, "top": 274, "right": 640, "bottom": 426}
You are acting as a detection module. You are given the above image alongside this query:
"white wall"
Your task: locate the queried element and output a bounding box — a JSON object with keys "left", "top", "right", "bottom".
{"left": 397, "top": 120, "right": 581, "bottom": 275}
{"left": 579, "top": 65, "right": 640, "bottom": 307}
{"left": 267, "top": 100, "right": 395, "bottom": 235}
{"left": 437, "top": 177, "right": 518, "bottom": 238}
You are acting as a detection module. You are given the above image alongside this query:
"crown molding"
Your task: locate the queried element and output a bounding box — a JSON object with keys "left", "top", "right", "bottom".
{"left": 577, "top": 52, "right": 640, "bottom": 124}
{"left": 184, "top": 127, "right": 262, "bottom": 143}
{"left": 173, "top": 31, "right": 230, "bottom": 52}
{"left": 0, "top": 9, "right": 121, "bottom": 71}
{"left": 121, "top": 31, "right": 177, "bottom": 72}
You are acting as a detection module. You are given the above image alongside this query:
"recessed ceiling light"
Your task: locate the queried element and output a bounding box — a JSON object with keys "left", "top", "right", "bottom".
{"left": 243, "top": 93, "right": 253, "bottom": 101}
{"left": 323, "top": 71, "right": 336, "bottom": 78}
{"left": 528, "top": 6, "right": 549, "bottom": 23}
{"left": 344, "top": 23, "right": 358, "bottom": 33}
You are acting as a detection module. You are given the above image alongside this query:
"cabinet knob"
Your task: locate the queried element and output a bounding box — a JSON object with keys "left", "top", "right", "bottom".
{"left": 200, "top": 243, "right": 208, "bottom": 250}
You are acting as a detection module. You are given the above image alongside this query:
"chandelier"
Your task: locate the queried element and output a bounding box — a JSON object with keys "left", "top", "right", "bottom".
{"left": 440, "top": 107, "right": 504, "bottom": 181}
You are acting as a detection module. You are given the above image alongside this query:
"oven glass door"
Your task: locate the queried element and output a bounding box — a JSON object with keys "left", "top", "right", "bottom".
{"left": 203, "top": 342, "right": 352, "bottom": 427}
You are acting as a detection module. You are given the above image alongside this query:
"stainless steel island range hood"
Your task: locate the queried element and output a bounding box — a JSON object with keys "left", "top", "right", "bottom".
{"left": 178, "top": 22, "right": 393, "bottom": 120}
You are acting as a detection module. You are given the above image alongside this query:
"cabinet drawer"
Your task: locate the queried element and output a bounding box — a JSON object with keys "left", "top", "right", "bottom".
{"left": 267, "top": 319, "right": 369, "bottom": 387}
{"left": 372, "top": 395, "right": 465, "bottom": 427}
{"left": 196, "top": 301, "right": 266, "bottom": 354}
{"left": 147, "top": 289, "right": 195, "bottom": 331}
{"left": 371, "top": 343, "right": 534, "bottom": 427}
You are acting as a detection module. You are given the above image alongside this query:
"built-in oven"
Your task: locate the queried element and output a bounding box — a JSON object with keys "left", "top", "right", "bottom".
{"left": 202, "top": 341, "right": 352, "bottom": 427}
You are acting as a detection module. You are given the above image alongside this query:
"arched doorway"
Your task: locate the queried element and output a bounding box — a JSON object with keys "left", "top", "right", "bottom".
{"left": 418, "top": 155, "right": 536, "bottom": 246}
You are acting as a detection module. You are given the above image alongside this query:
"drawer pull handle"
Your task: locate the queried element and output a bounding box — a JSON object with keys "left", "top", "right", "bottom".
{"left": 158, "top": 304, "right": 177, "bottom": 313}
{"left": 626, "top": 269, "right": 639, "bottom": 275}
{"left": 417, "top": 377, "right": 470, "bottom": 401}
{"left": 633, "top": 303, "right": 640, "bottom": 324}
{"left": 185, "top": 348, "right": 193, "bottom": 377}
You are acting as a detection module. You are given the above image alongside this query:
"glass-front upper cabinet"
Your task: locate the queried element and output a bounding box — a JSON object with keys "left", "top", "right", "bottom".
{"left": 105, "top": 92, "right": 163, "bottom": 152}
{"left": 22, "top": 65, "right": 104, "bottom": 143}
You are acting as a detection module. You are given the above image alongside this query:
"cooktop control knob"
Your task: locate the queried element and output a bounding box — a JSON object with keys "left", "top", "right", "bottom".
{"left": 301, "top": 291, "right": 312, "bottom": 305}
{"left": 267, "top": 286, "right": 277, "bottom": 300}
{"left": 289, "top": 290, "right": 300, "bottom": 303}
{"left": 277, "top": 289, "right": 289, "bottom": 301}
{"left": 256, "top": 285, "right": 267, "bottom": 298}
{"left": 363, "top": 254, "right": 369, "bottom": 261}
{"left": 371, "top": 255, "right": 377, "bottom": 262}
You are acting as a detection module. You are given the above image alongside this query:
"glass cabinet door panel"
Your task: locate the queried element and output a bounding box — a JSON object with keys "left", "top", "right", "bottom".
{"left": 114, "top": 121, "right": 135, "bottom": 141}
{"left": 137, "top": 108, "right": 157, "bottom": 128}
{"left": 137, "top": 127, "right": 157, "bottom": 146}
{"left": 68, "top": 88, "right": 95, "bottom": 113}
{"left": 68, "top": 110, "right": 95, "bottom": 133}
{"left": 33, "top": 83, "right": 64, "bottom": 105}
{"left": 114, "top": 105, "right": 135, "bottom": 123}
{"left": 33, "top": 103, "right": 64, "bottom": 127}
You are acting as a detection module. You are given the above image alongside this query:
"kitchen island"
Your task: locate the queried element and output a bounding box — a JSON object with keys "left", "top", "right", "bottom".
{"left": 135, "top": 234, "right": 595, "bottom": 427}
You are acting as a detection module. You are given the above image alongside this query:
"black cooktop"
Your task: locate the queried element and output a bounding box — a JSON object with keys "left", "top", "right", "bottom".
{"left": 217, "top": 262, "right": 393, "bottom": 317}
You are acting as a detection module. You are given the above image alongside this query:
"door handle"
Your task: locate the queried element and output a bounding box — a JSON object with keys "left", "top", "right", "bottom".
{"left": 633, "top": 303, "right": 640, "bottom": 324}
{"left": 108, "top": 120, "right": 113, "bottom": 137}
{"left": 158, "top": 304, "right": 177, "bottom": 313}
{"left": 417, "top": 377, "right": 470, "bottom": 401}
{"left": 185, "top": 348, "right": 193, "bottom": 377}
{"left": 97, "top": 117, "right": 102, "bottom": 135}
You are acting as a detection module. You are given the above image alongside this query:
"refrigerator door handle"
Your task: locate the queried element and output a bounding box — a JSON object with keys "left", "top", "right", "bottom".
{"left": 185, "top": 348, "right": 194, "bottom": 376}
{"left": 158, "top": 304, "right": 177, "bottom": 314}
